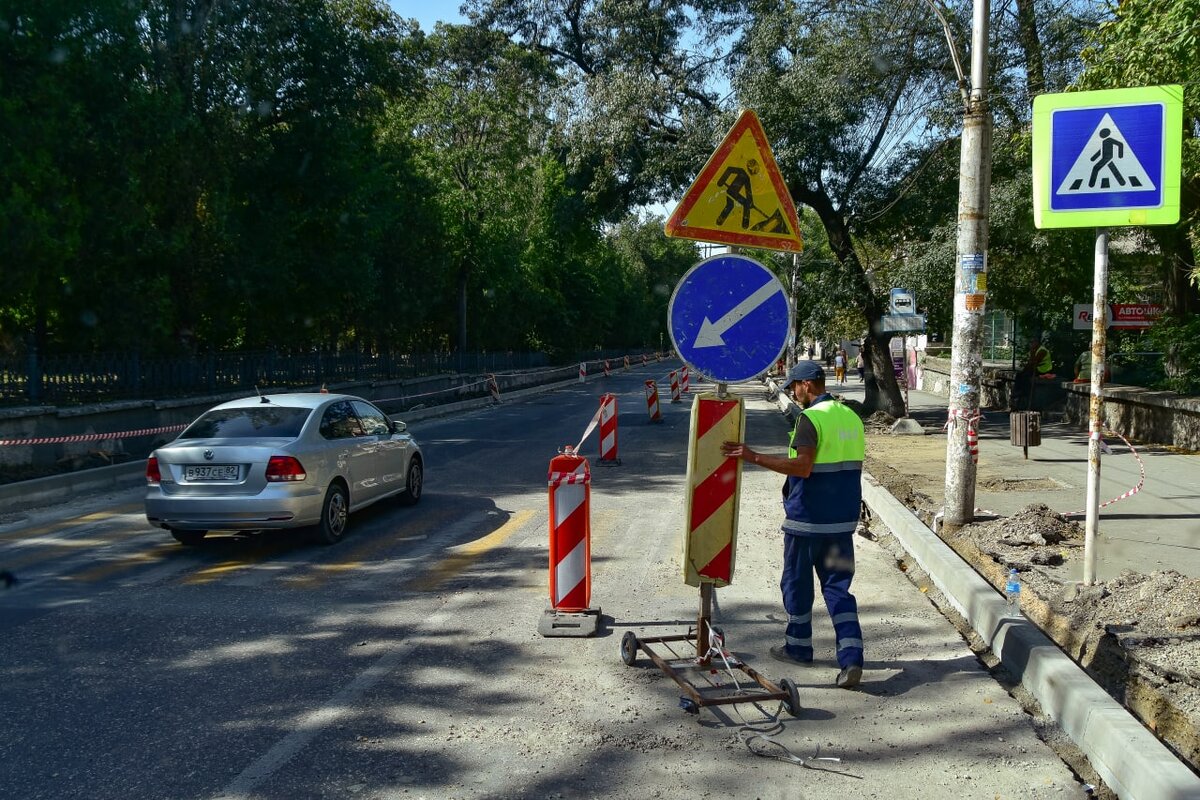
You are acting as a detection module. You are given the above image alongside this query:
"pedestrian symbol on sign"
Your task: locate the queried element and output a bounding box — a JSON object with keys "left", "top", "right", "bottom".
{"left": 1056, "top": 113, "right": 1156, "bottom": 197}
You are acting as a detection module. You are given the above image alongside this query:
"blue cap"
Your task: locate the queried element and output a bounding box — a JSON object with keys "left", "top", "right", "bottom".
{"left": 785, "top": 361, "right": 825, "bottom": 385}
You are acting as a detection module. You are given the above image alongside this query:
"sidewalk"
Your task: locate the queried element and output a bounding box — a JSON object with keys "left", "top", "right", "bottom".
{"left": 829, "top": 376, "right": 1200, "bottom": 581}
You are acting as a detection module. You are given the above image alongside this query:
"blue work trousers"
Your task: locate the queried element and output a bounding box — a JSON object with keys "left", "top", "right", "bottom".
{"left": 780, "top": 532, "right": 864, "bottom": 669}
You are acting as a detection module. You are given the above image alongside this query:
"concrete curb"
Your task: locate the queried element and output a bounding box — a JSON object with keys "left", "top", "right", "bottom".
{"left": 0, "top": 372, "right": 602, "bottom": 516}
{"left": 0, "top": 460, "right": 146, "bottom": 512}
{"left": 762, "top": 377, "right": 1200, "bottom": 797}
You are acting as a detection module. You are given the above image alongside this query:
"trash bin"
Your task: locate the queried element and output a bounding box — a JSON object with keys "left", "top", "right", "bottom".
{"left": 1010, "top": 411, "right": 1041, "bottom": 447}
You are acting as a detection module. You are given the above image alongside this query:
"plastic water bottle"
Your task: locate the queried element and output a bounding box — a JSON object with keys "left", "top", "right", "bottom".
{"left": 1005, "top": 568, "right": 1021, "bottom": 616}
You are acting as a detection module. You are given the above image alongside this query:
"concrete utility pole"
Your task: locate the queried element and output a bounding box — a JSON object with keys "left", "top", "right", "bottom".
{"left": 943, "top": 0, "right": 992, "bottom": 529}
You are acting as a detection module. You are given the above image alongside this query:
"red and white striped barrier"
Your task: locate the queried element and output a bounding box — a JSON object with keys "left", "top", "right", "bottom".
{"left": 603, "top": 359, "right": 611, "bottom": 377}
{"left": 1064, "top": 429, "right": 1146, "bottom": 517}
{"left": 0, "top": 424, "right": 187, "bottom": 447}
{"left": 547, "top": 448, "right": 592, "bottom": 612}
{"left": 683, "top": 394, "right": 744, "bottom": 586}
{"left": 598, "top": 394, "right": 619, "bottom": 463}
{"left": 623, "top": 355, "right": 631, "bottom": 371}
{"left": 578, "top": 362, "right": 587, "bottom": 383}
{"left": 644, "top": 380, "right": 662, "bottom": 422}
{"left": 641, "top": 353, "right": 647, "bottom": 366}
{"left": 486, "top": 374, "right": 501, "bottom": 403}
{"left": 681, "top": 365, "right": 691, "bottom": 393}
{"left": 669, "top": 370, "right": 682, "bottom": 403}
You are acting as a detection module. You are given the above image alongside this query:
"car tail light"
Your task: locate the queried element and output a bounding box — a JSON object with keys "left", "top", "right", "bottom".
{"left": 146, "top": 456, "right": 161, "bottom": 485}
{"left": 266, "top": 455, "right": 306, "bottom": 482}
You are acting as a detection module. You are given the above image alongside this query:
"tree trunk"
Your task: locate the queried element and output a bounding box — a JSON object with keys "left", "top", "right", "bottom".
{"left": 1014, "top": 0, "right": 1045, "bottom": 98}
{"left": 797, "top": 188, "right": 906, "bottom": 416}
{"left": 1157, "top": 183, "right": 1199, "bottom": 316}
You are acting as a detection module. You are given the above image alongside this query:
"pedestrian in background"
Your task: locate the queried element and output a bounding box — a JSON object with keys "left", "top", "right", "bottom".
{"left": 833, "top": 350, "right": 846, "bottom": 385}
{"left": 855, "top": 351, "right": 865, "bottom": 382}
{"left": 1012, "top": 333, "right": 1053, "bottom": 410}
{"left": 721, "top": 361, "right": 866, "bottom": 689}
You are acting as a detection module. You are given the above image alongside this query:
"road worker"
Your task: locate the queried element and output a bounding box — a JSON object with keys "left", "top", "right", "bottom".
{"left": 721, "top": 360, "right": 866, "bottom": 689}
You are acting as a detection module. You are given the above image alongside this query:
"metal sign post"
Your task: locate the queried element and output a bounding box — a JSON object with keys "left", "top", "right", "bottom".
{"left": 1083, "top": 229, "right": 1110, "bottom": 585}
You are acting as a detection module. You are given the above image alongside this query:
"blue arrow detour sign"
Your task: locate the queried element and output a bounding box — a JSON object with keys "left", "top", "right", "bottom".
{"left": 668, "top": 254, "right": 791, "bottom": 383}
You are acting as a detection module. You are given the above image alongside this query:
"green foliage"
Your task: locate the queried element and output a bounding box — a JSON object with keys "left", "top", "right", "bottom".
{"left": 0, "top": 0, "right": 687, "bottom": 361}
{"left": 1077, "top": 0, "right": 1200, "bottom": 299}
{"left": 1148, "top": 314, "right": 1200, "bottom": 395}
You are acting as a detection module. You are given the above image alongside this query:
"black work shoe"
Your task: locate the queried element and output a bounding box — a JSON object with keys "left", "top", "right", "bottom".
{"left": 769, "top": 645, "right": 813, "bottom": 666}
{"left": 836, "top": 665, "right": 863, "bottom": 689}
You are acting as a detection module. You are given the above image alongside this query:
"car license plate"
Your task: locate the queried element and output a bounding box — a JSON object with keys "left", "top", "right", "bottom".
{"left": 183, "top": 464, "right": 240, "bottom": 482}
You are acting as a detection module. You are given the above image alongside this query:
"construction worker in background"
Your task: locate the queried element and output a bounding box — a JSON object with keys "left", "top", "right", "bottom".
{"left": 1074, "top": 347, "right": 1110, "bottom": 384}
{"left": 1012, "top": 333, "right": 1053, "bottom": 410}
{"left": 721, "top": 360, "right": 866, "bottom": 689}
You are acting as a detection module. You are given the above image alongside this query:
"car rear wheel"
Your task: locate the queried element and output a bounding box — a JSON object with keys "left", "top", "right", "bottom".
{"left": 398, "top": 458, "right": 423, "bottom": 506}
{"left": 313, "top": 482, "right": 349, "bottom": 545}
{"left": 170, "top": 528, "right": 208, "bottom": 546}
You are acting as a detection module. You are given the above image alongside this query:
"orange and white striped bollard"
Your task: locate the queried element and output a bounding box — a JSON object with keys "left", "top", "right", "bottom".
{"left": 644, "top": 380, "right": 662, "bottom": 422}
{"left": 578, "top": 362, "right": 587, "bottom": 383}
{"left": 681, "top": 365, "right": 691, "bottom": 393}
{"left": 603, "top": 359, "right": 611, "bottom": 377}
{"left": 547, "top": 448, "right": 591, "bottom": 612}
{"left": 599, "top": 394, "right": 619, "bottom": 463}
{"left": 669, "top": 370, "right": 682, "bottom": 403}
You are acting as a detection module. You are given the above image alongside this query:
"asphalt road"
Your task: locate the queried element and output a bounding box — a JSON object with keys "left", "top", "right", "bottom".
{"left": 0, "top": 365, "right": 1085, "bottom": 799}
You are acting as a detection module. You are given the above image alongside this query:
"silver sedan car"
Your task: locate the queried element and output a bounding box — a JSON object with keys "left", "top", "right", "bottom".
{"left": 145, "top": 392, "right": 422, "bottom": 545}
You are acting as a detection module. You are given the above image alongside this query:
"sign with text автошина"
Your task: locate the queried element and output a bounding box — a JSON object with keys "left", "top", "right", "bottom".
{"left": 1032, "top": 85, "right": 1183, "bottom": 229}
{"left": 1072, "top": 303, "right": 1163, "bottom": 330}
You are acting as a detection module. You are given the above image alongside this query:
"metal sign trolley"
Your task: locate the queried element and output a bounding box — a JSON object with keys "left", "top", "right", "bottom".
{"left": 618, "top": 583, "right": 801, "bottom": 717}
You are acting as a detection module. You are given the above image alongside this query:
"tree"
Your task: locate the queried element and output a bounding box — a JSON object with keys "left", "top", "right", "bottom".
{"left": 407, "top": 23, "right": 556, "bottom": 354}
{"left": 1077, "top": 0, "right": 1200, "bottom": 316}
{"left": 732, "top": 0, "right": 956, "bottom": 415}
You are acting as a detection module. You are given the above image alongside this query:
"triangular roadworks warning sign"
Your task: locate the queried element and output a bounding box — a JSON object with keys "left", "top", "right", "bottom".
{"left": 1056, "top": 113, "right": 1156, "bottom": 196}
{"left": 665, "top": 110, "right": 803, "bottom": 253}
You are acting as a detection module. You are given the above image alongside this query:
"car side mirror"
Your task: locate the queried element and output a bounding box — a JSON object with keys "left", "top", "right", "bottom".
{"left": 391, "top": 419, "right": 407, "bottom": 434}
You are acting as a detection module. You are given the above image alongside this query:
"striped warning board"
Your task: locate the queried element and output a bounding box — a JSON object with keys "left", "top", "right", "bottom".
{"left": 682, "top": 393, "right": 744, "bottom": 587}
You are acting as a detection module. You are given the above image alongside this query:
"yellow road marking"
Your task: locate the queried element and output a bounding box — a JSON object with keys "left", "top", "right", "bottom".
{"left": 71, "top": 543, "right": 177, "bottom": 582}
{"left": 0, "top": 503, "right": 142, "bottom": 542}
{"left": 407, "top": 509, "right": 536, "bottom": 592}
{"left": 5, "top": 536, "right": 129, "bottom": 570}
{"left": 180, "top": 539, "right": 295, "bottom": 585}
{"left": 285, "top": 509, "right": 461, "bottom": 589}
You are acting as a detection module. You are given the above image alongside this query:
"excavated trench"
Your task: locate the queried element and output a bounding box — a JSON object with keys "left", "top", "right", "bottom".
{"left": 863, "top": 424, "right": 1200, "bottom": 780}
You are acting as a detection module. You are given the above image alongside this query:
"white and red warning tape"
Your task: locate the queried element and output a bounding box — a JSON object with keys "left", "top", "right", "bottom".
{"left": 0, "top": 424, "right": 187, "bottom": 446}
{"left": 548, "top": 470, "right": 591, "bottom": 487}
{"left": 943, "top": 409, "right": 981, "bottom": 464}
{"left": 1063, "top": 429, "right": 1146, "bottom": 517}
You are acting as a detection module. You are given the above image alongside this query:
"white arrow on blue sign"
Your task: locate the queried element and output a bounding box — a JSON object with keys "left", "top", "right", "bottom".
{"left": 668, "top": 253, "right": 791, "bottom": 383}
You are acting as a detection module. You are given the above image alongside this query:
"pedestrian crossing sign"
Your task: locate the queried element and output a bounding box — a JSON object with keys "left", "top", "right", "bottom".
{"left": 665, "top": 109, "right": 804, "bottom": 252}
{"left": 1033, "top": 85, "right": 1183, "bottom": 228}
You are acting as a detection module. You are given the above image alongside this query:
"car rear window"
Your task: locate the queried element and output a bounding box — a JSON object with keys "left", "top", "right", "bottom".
{"left": 179, "top": 407, "right": 312, "bottom": 439}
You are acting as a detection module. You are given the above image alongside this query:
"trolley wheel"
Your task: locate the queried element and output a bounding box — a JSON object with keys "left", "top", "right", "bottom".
{"left": 779, "top": 677, "right": 802, "bottom": 718}
{"left": 620, "top": 631, "right": 639, "bottom": 666}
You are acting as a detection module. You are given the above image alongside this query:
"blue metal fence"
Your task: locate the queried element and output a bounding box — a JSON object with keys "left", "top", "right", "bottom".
{"left": 0, "top": 349, "right": 575, "bottom": 406}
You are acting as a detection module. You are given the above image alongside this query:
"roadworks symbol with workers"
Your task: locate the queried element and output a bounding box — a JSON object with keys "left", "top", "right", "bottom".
{"left": 1056, "top": 113, "right": 1156, "bottom": 195}
{"left": 714, "top": 160, "right": 792, "bottom": 234}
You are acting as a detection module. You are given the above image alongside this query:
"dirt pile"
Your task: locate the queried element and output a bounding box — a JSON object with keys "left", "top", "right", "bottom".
{"left": 865, "top": 433, "right": 1200, "bottom": 776}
